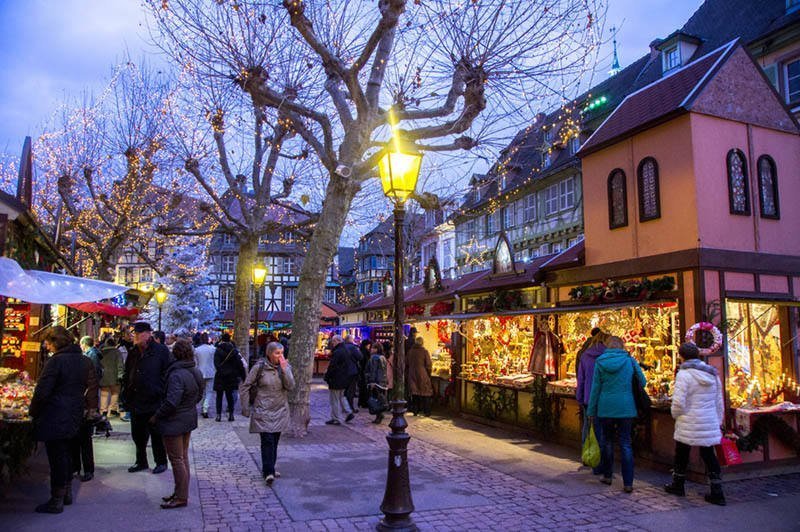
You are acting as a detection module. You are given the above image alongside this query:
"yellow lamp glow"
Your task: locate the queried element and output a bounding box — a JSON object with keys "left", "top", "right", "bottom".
{"left": 378, "top": 143, "right": 422, "bottom": 204}
{"left": 154, "top": 286, "right": 168, "bottom": 307}
{"left": 252, "top": 264, "right": 268, "bottom": 288}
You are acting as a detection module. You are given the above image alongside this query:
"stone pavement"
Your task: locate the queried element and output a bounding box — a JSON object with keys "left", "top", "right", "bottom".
{"left": 2, "top": 380, "right": 800, "bottom": 531}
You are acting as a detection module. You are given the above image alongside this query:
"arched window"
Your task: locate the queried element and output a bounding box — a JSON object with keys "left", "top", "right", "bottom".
{"left": 637, "top": 157, "right": 661, "bottom": 221}
{"left": 727, "top": 149, "right": 750, "bottom": 215}
{"left": 607, "top": 169, "right": 628, "bottom": 229}
{"left": 757, "top": 155, "right": 780, "bottom": 219}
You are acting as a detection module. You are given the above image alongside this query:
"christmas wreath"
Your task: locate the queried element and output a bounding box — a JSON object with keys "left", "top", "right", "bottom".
{"left": 685, "top": 322, "right": 722, "bottom": 356}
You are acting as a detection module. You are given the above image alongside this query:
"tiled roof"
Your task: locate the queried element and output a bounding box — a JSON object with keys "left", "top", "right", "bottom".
{"left": 579, "top": 42, "right": 733, "bottom": 156}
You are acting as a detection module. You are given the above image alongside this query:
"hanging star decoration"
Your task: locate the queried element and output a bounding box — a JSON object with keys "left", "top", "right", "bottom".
{"left": 461, "top": 236, "right": 490, "bottom": 269}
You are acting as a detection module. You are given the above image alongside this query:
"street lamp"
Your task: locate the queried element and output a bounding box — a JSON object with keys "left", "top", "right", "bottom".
{"left": 154, "top": 285, "right": 168, "bottom": 331}
{"left": 377, "top": 134, "right": 422, "bottom": 532}
{"left": 252, "top": 263, "right": 268, "bottom": 358}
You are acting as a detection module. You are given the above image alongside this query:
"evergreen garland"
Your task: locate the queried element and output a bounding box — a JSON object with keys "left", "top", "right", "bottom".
{"left": 473, "top": 382, "right": 516, "bottom": 420}
{"left": 529, "top": 375, "right": 556, "bottom": 435}
{"left": 0, "top": 421, "right": 35, "bottom": 482}
{"left": 736, "top": 414, "right": 800, "bottom": 455}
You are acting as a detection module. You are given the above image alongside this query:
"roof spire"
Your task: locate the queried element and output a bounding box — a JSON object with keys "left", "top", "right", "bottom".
{"left": 610, "top": 25, "right": 621, "bottom": 76}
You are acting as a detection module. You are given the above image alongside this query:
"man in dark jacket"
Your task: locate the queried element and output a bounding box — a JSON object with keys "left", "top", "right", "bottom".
{"left": 343, "top": 336, "right": 362, "bottom": 413}
{"left": 324, "top": 335, "right": 353, "bottom": 425}
{"left": 213, "top": 333, "right": 246, "bottom": 422}
{"left": 122, "top": 321, "right": 172, "bottom": 474}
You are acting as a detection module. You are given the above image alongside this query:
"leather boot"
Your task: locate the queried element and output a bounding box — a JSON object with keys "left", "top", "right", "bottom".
{"left": 35, "top": 488, "right": 65, "bottom": 514}
{"left": 228, "top": 412, "right": 235, "bottom": 422}
{"left": 63, "top": 481, "right": 73, "bottom": 505}
{"left": 704, "top": 473, "right": 726, "bottom": 506}
{"left": 664, "top": 472, "right": 686, "bottom": 496}
{"left": 215, "top": 414, "right": 221, "bottom": 422}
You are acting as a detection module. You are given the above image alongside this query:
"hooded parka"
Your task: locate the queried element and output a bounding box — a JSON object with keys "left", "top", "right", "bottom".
{"left": 671, "top": 359, "right": 724, "bottom": 447}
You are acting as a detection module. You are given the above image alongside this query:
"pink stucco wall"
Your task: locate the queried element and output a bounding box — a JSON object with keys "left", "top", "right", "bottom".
{"left": 582, "top": 114, "right": 699, "bottom": 266}
{"left": 690, "top": 113, "right": 800, "bottom": 255}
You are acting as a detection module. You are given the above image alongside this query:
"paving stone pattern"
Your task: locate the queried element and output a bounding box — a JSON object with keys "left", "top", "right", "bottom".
{"left": 188, "top": 382, "right": 800, "bottom": 531}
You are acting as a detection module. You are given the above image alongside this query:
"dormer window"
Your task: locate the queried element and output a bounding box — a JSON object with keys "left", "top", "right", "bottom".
{"left": 542, "top": 151, "right": 552, "bottom": 169}
{"left": 544, "top": 128, "right": 555, "bottom": 143}
{"left": 569, "top": 136, "right": 581, "bottom": 155}
{"left": 664, "top": 46, "right": 680, "bottom": 71}
{"left": 474, "top": 186, "right": 481, "bottom": 202}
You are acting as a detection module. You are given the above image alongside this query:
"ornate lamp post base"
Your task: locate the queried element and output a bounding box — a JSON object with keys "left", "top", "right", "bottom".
{"left": 378, "top": 399, "right": 416, "bottom": 532}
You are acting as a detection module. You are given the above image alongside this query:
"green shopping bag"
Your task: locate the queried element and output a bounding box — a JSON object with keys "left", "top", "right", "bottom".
{"left": 582, "top": 422, "right": 601, "bottom": 468}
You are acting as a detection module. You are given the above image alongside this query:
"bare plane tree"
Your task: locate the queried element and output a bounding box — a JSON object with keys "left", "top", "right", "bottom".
{"left": 148, "top": 0, "right": 603, "bottom": 435}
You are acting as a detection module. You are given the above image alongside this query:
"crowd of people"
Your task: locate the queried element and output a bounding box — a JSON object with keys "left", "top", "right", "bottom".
{"left": 576, "top": 329, "right": 726, "bottom": 505}
{"left": 27, "top": 321, "right": 295, "bottom": 514}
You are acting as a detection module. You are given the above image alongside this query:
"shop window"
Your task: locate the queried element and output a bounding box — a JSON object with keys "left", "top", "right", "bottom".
{"left": 727, "top": 149, "right": 750, "bottom": 215}
{"left": 786, "top": 58, "right": 800, "bottom": 103}
{"left": 637, "top": 157, "right": 661, "bottom": 221}
{"left": 726, "top": 301, "right": 794, "bottom": 408}
{"left": 607, "top": 169, "right": 628, "bottom": 229}
{"left": 757, "top": 155, "right": 780, "bottom": 219}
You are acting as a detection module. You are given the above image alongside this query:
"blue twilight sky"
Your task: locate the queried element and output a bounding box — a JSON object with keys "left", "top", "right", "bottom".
{"left": 0, "top": 0, "right": 704, "bottom": 158}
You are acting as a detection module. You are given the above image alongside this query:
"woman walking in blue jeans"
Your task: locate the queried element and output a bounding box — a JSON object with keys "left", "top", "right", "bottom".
{"left": 587, "top": 336, "right": 646, "bottom": 493}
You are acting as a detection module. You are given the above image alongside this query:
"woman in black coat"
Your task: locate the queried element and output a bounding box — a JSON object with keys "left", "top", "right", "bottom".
{"left": 151, "top": 339, "right": 204, "bottom": 509}
{"left": 213, "top": 333, "right": 246, "bottom": 422}
{"left": 29, "top": 326, "right": 99, "bottom": 514}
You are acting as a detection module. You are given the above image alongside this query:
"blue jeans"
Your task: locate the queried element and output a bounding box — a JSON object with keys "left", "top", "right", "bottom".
{"left": 599, "top": 417, "right": 635, "bottom": 487}
{"left": 259, "top": 432, "right": 281, "bottom": 477}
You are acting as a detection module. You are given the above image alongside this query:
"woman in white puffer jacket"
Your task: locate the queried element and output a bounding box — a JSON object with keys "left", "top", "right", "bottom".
{"left": 664, "top": 343, "right": 726, "bottom": 505}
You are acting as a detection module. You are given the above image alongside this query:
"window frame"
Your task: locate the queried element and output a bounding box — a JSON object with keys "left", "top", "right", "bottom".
{"left": 756, "top": 155, "right": 780, "bottom": 219}
{"left": 726, "top": 149, "right": 751, "bottom": 216}
{"left": 568, "top": 135, "right": 581, "bottom": 155}
{"left": 221, "top": 255, "right": 236, "bottom": 274}
{"left": 664, "top": 45, "right": 680, "bottom": 71}
{"left": 607, "top": 168, "right": 629, "bottom": 229}
{"left": 523, "top": 194, "right": 537, "bottom": 223}
{"left": 637, "top": 157, "right": 662, "bottom": 222}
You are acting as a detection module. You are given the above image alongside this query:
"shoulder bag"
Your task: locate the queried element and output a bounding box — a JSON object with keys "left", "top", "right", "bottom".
{"left": 630, "top": 358, "right": 651, "bottom": 420}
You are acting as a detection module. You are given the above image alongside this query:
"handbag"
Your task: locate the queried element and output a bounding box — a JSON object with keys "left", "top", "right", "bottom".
{"left": 367, "top": 387, "right": 388, "bottom": 415}
{"left": 582, "top": 422, "right": 601, "bottom": 468}
{"left": 716, "top": 435, "right": 743, "bottom": 466}
{"left": 248, "top": 361, "right": 266, "bottom": 406}
{"left": 630, "top": 359, "right": 651, "bottom": 419}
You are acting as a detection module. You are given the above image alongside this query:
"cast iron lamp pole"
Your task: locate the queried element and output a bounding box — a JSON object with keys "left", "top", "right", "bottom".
{"left": 377, "top": 132, "right": 422, "bottom": 532}
{"left": 154, "top": 285, "right": 168, "bottom": 331}
{"left": 253, "top": 263, "right": 268, "bottom": 359}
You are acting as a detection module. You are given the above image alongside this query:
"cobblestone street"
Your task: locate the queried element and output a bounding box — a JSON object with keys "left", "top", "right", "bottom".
{"left": 2, "top": 381, "right": 800, "bottom": 531}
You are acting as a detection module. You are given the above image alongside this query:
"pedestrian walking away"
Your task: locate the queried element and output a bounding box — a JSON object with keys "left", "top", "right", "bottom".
{"left": 98, "top": 336, "right": 124, "bottom": 417}
{"left": 193, "top": 332, "right": 216, "bottom": 419}
{"left": 240, "top": 341, "right": 295, "bottom": 486}
{"left": 213, "top": 333, "right": 246, "bottom": 422}
{"left": 365, "top": 342, "right": 389, "bottom": 424}
{"left": 576, "top": 331, "right": 608, "bottom": 473}
{"left": 151, "top": 339, "right": 205, "bottom": 509}
{"left": 587, "top": 336, "right": 646, "bottom": 493}
{"left": 122, "top": 321, "right": 172, "bottom": 475}
{"left": 71, "top": 336, "right": 102, "bottom": 482}
{"left": 343, "top": 335, "right": 362, "bottom": 414}
{"left": 664, "top": 342, "right": 727, "bottom": 505}
{"left": 29, "top": 326, "right": 99, "bottom": 514}
{"left": 324, "top": 335, "right": 352, "bottom": 425}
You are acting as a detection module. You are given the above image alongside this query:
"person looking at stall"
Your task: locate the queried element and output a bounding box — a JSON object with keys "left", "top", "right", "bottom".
{"left": 664, "top": 342, "right": 726, "bottom": 505}
{"left": 408, "top": 336, "right": 433, "bottom": 416}
{"left": 213, "top": 332, "right": 246, "bottom": 422}
{"left": 240, "top": 341, "right": 295, "bottom": 485}
{"left": 358, "top": 339, "right": 372, "bottom": 410}
{"left": 343, "top": 335, "right": 362, "bottom": 414}
{"left": 123, "top": 321, "right": 171, "bottom": 475}
{"left": 576, "top": 331, "right": 608, "bottom": 473}
{"left": 29, "top": 326, "right": 99, "bottom": 514}
{"left": 587, "top": 336, "right": 646, "bottom": 493}
{"left": 99, "top": 336, "right": 124, "bottom": 417}
{"left": 151, "top": 339, "right": 204, "bottom": 509}
{"left": 366, "top": 342, "right": 389, "bottom": 424}
{"left": 193, "top": 332, "right": 216, "bottom": 419}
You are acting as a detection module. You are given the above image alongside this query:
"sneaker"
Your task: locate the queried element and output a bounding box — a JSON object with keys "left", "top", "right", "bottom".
{"left": 152, "top": 464, "right": 168, "bottom": 475}
{"left": 128, "top": 464, "right": 148, "bottom": 473}
{"left": 120, "top": 413, "right": 131, "bottom": 422}
{"left": 265, "top": 474, "right": 275, "bottom": 485}
{"left": 345, "top": 413, "right": 355, "bottom": 423}
{"left": 325, "top": 419, "right": 341, "bottom": 425}
{"left": 274, "top": 471, "right": 281, "bottom": 478}
{"left": 623, "top": 486, "right": 633, "bottom": 493}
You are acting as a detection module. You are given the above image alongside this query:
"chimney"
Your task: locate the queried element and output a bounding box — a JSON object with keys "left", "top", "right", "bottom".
{"left": 649, "top": 39, "right": 663, "bottom": 61}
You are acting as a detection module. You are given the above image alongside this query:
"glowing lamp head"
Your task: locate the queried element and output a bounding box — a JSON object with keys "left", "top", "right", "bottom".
{"left": 378, "top": 142, "right": 422, "bottom": 204}
{"left": 252, "top": 264, "right": 268, "bottom": 287}
{"left": 154, "top": 286, "right": 168, "bottom": 307}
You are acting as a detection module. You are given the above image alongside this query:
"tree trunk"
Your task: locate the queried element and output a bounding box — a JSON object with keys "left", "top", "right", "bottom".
{"left": 234, "top": 234, "right": 258, "bottom": 359}
{"left": 288, "top": 175, "right": 358, "bottom": 437}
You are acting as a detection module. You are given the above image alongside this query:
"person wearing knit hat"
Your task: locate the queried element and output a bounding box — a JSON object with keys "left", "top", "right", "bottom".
{"left": 664, "top": 342, "right": 726, "bottom": 505}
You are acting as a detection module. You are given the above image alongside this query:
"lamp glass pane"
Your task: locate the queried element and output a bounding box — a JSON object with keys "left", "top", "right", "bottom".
{"left": 379, "top": 150, "right": 421, "bottom": 201}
